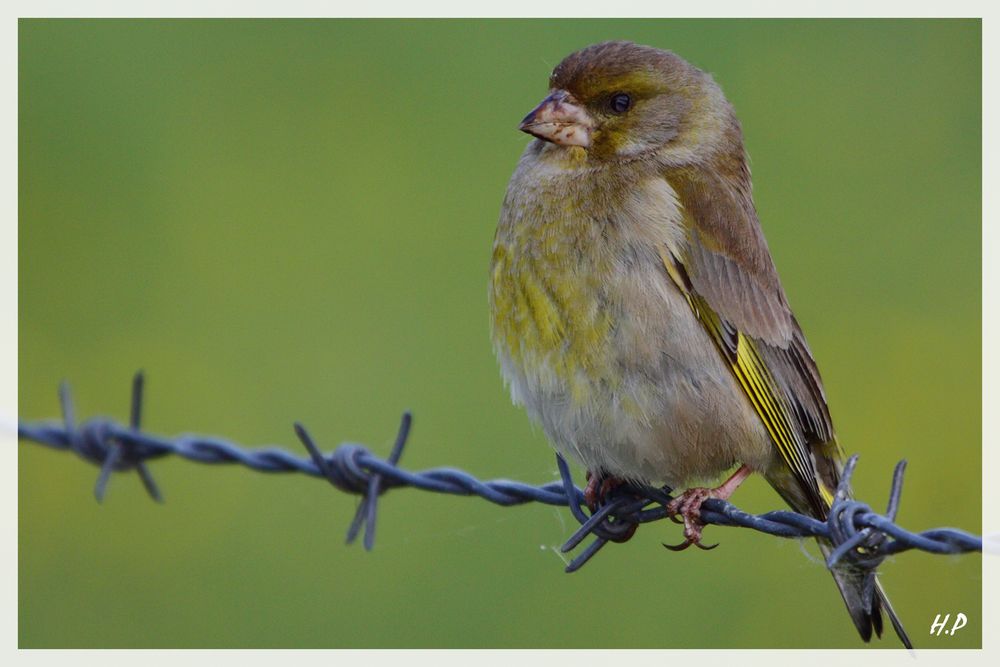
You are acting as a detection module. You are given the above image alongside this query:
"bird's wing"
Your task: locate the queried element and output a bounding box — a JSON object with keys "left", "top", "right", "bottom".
{"left": 662, "top": 168, "right": 840, "bottom": 515}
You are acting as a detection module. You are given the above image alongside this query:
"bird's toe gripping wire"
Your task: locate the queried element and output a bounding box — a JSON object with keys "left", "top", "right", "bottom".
{"left": 662, "top": 487, "right": 720, "bottom": 551}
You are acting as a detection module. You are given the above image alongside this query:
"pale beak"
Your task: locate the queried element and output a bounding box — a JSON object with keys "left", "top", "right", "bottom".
{"left": 519, "top": 89, "right": 593, "bottom": 148}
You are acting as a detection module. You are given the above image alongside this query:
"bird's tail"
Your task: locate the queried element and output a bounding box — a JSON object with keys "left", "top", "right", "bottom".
{"left": 767, "top": 466, "right": 912, "bottom": 648}
{"left": 818, "top": 541, "right": 913, "bottom": 649}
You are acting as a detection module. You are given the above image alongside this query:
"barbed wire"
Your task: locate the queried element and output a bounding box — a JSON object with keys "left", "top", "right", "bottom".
{"left": 17, "top": 372, "right": 982, "bottom": 574}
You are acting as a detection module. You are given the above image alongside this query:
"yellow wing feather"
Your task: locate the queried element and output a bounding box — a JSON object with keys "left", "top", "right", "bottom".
{"left": 659, "top": 247, "right": 826, "bottom": 508}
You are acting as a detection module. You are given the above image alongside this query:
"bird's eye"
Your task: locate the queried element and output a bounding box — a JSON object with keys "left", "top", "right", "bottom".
{"left": 609, "top": 93, "right": 631, "bottom": 114}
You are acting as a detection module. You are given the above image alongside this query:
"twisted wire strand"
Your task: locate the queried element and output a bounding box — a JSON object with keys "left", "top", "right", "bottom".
{"left": 17, "top": 372, "right": 982, "bottom": 573}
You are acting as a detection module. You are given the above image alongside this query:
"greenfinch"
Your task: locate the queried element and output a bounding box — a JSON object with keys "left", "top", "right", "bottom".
{"left": 489, "top": 40, "right": 911, "bottom": 648}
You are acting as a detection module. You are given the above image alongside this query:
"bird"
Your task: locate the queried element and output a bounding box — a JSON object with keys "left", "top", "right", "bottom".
{"left": 488, "top": 40, "right": 911, "bottom": 648}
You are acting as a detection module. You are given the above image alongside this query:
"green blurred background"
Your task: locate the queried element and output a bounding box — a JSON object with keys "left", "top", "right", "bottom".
{"left": 18, "top": 19, "right": 981, "bottom": 648}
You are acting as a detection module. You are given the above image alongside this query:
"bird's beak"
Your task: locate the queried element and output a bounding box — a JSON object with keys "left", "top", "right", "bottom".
{"left": 519, "top": 89, "right": 593, "bottom": 148}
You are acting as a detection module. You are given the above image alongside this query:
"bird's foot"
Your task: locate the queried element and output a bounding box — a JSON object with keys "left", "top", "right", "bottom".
{"left": 663, "top": 487, "right": 719, "bottom": 551}
{"left": 583, "top": 471, "right": 627, "bottom": 512}
{"left": 583, "top": 471, "right": 638, "bottom": 542}
{"left": 663, "top": 465, "right": 753, "bottom": 552}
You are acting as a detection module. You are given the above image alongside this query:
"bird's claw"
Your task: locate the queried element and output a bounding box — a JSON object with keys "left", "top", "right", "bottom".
{"left": 584, "top": 472, "right": 626, "bottom": 512}
{"left": 662, "top": 538, "right": 693, "bottom": 551}
{"left": 662, "top": 538, "right": 719, "bottom": 551}
{"left": 664, "top": 487, "right": 719, "bottom": 552}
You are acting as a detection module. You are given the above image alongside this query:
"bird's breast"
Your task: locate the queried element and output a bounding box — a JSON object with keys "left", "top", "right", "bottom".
{"left": 491, "top": 163, "right": 610, "bottom": 393}
{"left": 489, "top": 152, "right": 688, "bottom": 404}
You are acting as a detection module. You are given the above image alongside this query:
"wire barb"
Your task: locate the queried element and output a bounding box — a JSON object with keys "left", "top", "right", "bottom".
{"left": 18, "top": 374, "right": 983, "bottom": 576}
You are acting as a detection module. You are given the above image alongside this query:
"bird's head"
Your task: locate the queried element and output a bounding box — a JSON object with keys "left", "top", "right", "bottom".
{"left": 519, "top": 41, "right": 736, "bottom": 163}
